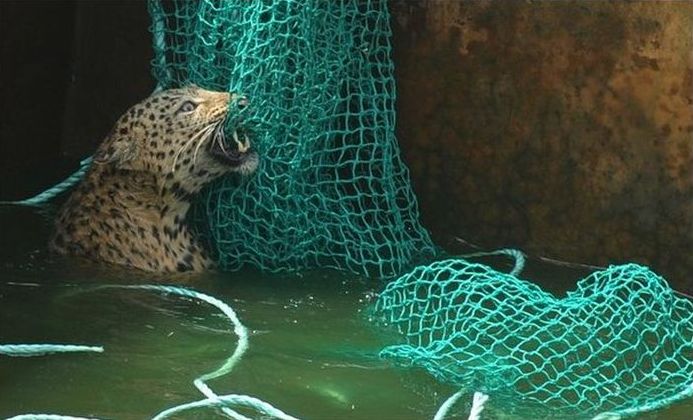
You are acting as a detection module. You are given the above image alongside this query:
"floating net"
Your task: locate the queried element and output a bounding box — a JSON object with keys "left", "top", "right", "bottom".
{"left": 374, "top": 258, "right": 693, "bottom": 418}
{"left": 148, "top": 0, "right": 436, "bottom": 277}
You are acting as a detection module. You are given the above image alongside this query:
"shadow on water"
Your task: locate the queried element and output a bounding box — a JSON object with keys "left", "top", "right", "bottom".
{"left": 1, "top": 204, "right": 692, "bottom": 419}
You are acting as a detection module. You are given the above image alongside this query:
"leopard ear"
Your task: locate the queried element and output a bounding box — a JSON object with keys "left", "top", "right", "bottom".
{"left": 94, "top": 129, "right": 139, "bottom": 168}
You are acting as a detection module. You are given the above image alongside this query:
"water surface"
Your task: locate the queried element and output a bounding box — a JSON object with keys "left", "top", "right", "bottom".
{"left": 1, "top": 205, "right": 690, "bottom": 419}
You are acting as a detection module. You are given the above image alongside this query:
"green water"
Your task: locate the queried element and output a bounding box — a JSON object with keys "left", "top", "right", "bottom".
{"left": 1, "top": 205, "right": 691, "bottom": 419}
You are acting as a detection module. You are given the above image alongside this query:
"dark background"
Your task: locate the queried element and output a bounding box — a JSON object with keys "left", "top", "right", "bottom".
{"left": 0, "top": 0, "right": 153, "bottom": 200}
{"left": 1, "top": 1, "right": 691, "bottom": 292}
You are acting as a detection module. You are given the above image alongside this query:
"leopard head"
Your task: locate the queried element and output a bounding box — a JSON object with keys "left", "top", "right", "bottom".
{"left": 93, "top": 86, "right": 259, "bottom": 194}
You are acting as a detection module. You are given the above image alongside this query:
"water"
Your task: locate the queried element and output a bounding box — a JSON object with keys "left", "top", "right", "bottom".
{"left": 1, "top": 205, "right": 691, "bottom": 419}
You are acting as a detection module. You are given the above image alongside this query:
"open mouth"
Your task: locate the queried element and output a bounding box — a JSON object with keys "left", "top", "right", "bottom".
{"left": 209, "top": 127, "right": 257, "bottom": 167}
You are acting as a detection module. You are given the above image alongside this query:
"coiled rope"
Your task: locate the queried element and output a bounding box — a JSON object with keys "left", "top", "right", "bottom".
{"left": 105, "top": 285, "right": 300, "bottom": 420}
{"left": 2, "top": 284, "right": 299, "bottom": 420}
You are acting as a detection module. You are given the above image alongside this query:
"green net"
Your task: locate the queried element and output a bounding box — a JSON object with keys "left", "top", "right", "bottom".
{"left": 146, "top": 2, "right": 693, "bottom": 417}
{"left": 147, "top": 0, "right": 436, "bottom": 277}
{"left": 375, "top": 258, "right": 693, "bottom": 417}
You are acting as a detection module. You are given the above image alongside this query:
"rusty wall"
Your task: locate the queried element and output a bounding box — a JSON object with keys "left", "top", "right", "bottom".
{"left": 390, "top": 1, "right": 693, "bottom": 289}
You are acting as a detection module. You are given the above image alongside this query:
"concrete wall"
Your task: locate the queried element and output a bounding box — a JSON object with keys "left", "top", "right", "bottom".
{"left": 390, "top": 1, "right": 693, "bottom": 290}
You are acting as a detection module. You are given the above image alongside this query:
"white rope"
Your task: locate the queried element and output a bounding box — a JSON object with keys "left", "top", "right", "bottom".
{"left": 468, "top": 392, "right": 489, "bottom": 420}
{"left": 433, "top": 390, "right": 488, "bottom": 420}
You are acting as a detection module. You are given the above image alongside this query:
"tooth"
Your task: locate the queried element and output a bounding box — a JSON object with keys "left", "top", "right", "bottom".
{"left": 232, "top": 130, "right": 241, "bottom": 148}
{"left": 233, "top": 130, "right": 249, "bottom": 153}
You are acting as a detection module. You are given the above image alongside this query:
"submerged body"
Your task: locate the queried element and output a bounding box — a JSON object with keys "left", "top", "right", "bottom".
{"left": 50, "top": 86, "right": 258, "bottom": 272}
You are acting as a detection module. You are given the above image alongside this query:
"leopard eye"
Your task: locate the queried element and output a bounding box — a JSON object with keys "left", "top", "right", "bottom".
{"left": 177, "top": 100, "right": 198, "bottom": 114}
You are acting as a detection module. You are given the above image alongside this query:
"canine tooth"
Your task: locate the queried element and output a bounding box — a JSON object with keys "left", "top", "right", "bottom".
{"left": 233, "top": 130, "right": 250, "bottom": 153}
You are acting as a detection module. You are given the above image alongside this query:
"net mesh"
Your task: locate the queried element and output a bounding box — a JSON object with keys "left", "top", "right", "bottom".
{"left": 147, "top": 2, "right": 693, "bottom": 417}
{"left": 374, "top": 258, "right": 693, "bottom": 417}
{"left": 148, "top": 0, "right": 436, "bottom": 277}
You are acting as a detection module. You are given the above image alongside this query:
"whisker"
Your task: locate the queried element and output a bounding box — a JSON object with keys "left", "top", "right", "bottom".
{"left": 171, "top": 122, "right": 216, "bottom": 173}
{"left": 171, "top": 131, "right": 204, "bottom": 173}
{"left": 189, "top": 124, "right": 217, "bottom": 166}
{"left": 219, "top": 128, "right": 229, "bottom": 156}
{"left": 193, "top": 119, "right": 224, "bottom": 166}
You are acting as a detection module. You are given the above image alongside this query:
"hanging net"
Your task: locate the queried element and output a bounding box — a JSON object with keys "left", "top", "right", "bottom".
{"left": 148, "top": 0, "right": 436, "bottom": 277}
{"left": 374, "top": 258, "right": 693, "bottom": 417}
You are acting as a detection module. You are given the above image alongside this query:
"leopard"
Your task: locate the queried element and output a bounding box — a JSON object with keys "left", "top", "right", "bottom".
{"left": 49, "top": 86, "right": 259, "bottom": 273}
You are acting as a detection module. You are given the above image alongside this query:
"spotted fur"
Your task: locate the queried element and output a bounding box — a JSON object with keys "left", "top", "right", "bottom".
{"left": 50, "top": 86, "right": 259, "bottom": 273}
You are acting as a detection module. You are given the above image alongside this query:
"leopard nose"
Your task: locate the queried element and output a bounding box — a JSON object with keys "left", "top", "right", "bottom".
{"left": 236, "top": 95, "right": 249, "bottom": 110}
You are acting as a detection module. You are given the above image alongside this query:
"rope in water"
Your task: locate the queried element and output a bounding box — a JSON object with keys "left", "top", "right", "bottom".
{"left": 2, "top": 283, "right": 501, "bottom": 420}
{"left": 452, "top": 236, "right": 693, "bottom": 301}
{"left": 468, "top": 392, "right": 490, "bottom": 420}
{"left": 104, "top": 285, "right": 300, "bottom": 420}
{"left": 151, "top": 394, "right": 299, "bottom": 420}
{"left": 0, "top": 344, "right": 103, "bottom": 357}
{"left": 2, "top": 284, "right": 299, "bottom": 420}
{"left": 454, "top": 248, "right": 526, "bottom": 276}
{"left": 433, "top": 390, "right": 464, "bottom": 420}
{"left": 433, "top": 390, "right": 489, "bottom": 420}
{"left": 5, "top": 415, "right": 98, "bottom": 420}
{"left": 0, "top": 157, "right": 92, "bottom": 207}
